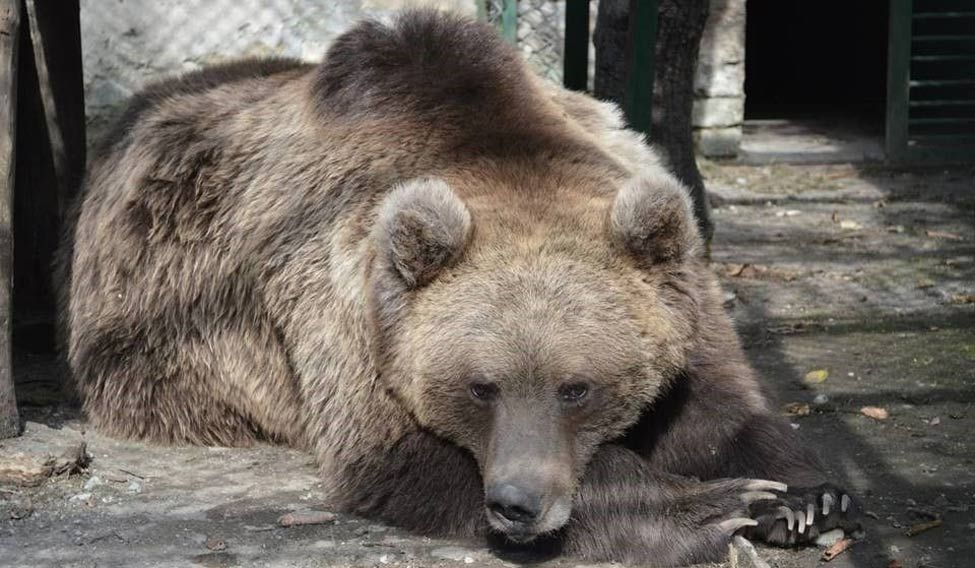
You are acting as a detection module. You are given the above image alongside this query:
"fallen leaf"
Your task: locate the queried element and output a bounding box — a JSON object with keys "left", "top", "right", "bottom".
{"left": 906, "top": 518, "right": 942, "bottom": 536}
{"left": 803, "top": 369, "right": 829, "bottom": 385}
{"left": 839, "top": 220, "right": 862, "bottom": 230}
{"left": 916, "top": 277, "right": 936, "bottom": 289}
{"left": 950, "top": 294, "right": 975, "bottom": 305}
{"left": 925, "top": 230, "right": 963, "bottom": 241}
{"left": 861, "top": 406, "right": 889, "bottom": 420}
{"left": 831, "top": 211, "right": 840, "bottom": 222}
{"left": 278, "top": 510, "right": 337, "bottom": 527}
{"left": 783, "top": 402, "right": 811, "bottom": 416}
{"left": 821, "top": 538, "right": 853, "bottom": 561}
{"left": 888, "top": 560, "right": 903, "bottom": 568}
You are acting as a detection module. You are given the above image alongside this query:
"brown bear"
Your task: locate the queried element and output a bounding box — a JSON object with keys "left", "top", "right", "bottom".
{"left": 58, "top": 10, "right": 858, "bottom": 565}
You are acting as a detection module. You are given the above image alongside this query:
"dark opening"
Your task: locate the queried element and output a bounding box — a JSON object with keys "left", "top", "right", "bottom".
{"left": 744, "top": 0, "right": 890, "bottom": 137}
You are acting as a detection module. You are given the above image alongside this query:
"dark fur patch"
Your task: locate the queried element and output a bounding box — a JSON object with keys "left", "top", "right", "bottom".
{"left": 315, "top": 10, "right": 522, "bottom": 121}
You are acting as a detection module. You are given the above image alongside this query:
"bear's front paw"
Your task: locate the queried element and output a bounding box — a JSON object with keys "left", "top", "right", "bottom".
{"left": 669, "top": 478, "right": 787, "bottom": 563}
{"left": 744, "top": 483, "right": 861, "bottom": 546}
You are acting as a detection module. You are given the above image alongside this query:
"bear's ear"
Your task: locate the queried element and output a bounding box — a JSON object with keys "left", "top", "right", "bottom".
{"left": 376, "top": 178, "right": 472, "bottom": 289}
{"left": 609, "top": 174, "right": 701, "bottom": 266}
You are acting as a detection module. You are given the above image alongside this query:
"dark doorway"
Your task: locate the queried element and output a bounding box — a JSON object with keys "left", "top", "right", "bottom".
{"left": 743, "top": 0, "right": 890, "bottom": 160}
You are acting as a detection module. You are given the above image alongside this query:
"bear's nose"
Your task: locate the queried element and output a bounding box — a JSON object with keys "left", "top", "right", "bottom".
{"left": 486, "top": 483, "right": 542, "bottom": 526}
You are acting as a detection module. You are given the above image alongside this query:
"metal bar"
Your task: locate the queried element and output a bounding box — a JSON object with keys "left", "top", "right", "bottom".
{"left": 910, "top": 78, "right": 975, "bottom": 86}
{"left": 886, "top": 0, "right": 913, "bottom": 161}
{"left": 912, "top": 54, "right": 975, "bottom": 61}
{"left": 563, "top": 0, "right": 590, "bottom": 91}
{"left": 913, "top": 11, "right": 975, "bottom": 18}
{"left": 501, "top": 0, "right": 517, "bottom": 44}
{"left": 913, "top": 35, "right": 975, "bottom": 41}
{"left": 909, "top": 99, "right": 975, "bottom": 106}
{"left": 624, "top": 0, "right": 658, "bottom": 137}
{"left": 908, "top": 117, "right": 975, "bottom": 124}
{"left": 0, "top": 0, "right": 20, "bottom": 439}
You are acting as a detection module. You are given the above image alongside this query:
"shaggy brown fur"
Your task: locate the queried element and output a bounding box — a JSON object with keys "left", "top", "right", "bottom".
{"left": 59, "top": 10, "right": 858, "bottom": 565}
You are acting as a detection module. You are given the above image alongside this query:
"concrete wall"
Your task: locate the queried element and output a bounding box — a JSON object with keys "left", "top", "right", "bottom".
{"left": 80, "top": 0, "right": 475, "bottom": 140}
{"left": 692, "top": 0, "right": 746, "bottom": 157}
{"left": 81, "top": 0, "right": 746, "bottom": 156}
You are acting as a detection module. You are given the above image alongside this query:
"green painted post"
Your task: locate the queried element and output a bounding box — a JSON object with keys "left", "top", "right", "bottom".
{"left": 501, "top": 0, "right": 517, "bottom": 44}
{"left": 564, "top": 0, "right": 590, "bottom": 91}
{"left": 624, "top": 0, "right": 658, "bottom": 137}
{"left": 885, "top": 0, "right": 912, "bottom": 161}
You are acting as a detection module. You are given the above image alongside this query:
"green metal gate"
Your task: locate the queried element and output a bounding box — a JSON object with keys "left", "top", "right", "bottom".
{"left": 887, "top": 0, "right": 975, "bottom": 162}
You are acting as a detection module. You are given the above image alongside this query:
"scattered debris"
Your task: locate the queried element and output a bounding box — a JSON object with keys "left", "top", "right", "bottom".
{"left": 861, "top": 406, "right": 890, "bottom": 420}
{"left": 803, "top": 369, "right": 829, "bottom": 385}
{"left": 821, "top": 538, "right": 854, "bottom": 561}
{"left": 925, "top": 230, "right": 963, "bottom": 241}
{"left": 813, "top": 394, "right": 830, "bottom": 405}
{"left": 730, "top": 536, "right": 771, "bottom": 568}
{"left": 906, "top": 519, "right": 943, "bottom": 537}
{"left": 205, "top": 537, "right": 227, "bottom": 551}
{"left": 278, "top": 510, "right": 337, "bottom": 527}
{"left": 839, "top": 220, "right": 862, "bottom": 230}
{"left": 950, "top": 294, "right": 975, "bottom": 305}
{"left": 783, "top": 402, "right": 811, "bottom": 416}
{"left": 2, "top": 491, "right": 33, "bottom": 520}
{"left": 0, "top": 442, "right": 90, "bottom": 487}
{"left": 815, "top": 528, "right": 846, "bottom": 548}
{"left": 719, "top": 263, "right": 799, "bottom": 282}
{"left": 431, "top": 546, "right": 481, "bottom": 564}
{"left": 83, "top": 475, "right": 104, "bottom": 491}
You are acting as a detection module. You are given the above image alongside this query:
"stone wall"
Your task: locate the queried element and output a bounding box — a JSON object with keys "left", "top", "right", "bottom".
{"left": 692, "top": 0, "right": 746, "bottom": 157}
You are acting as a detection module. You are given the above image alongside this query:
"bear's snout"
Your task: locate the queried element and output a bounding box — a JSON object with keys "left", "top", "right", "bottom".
{"left": 486, "top": 482, "right": 542, "bottom": 527}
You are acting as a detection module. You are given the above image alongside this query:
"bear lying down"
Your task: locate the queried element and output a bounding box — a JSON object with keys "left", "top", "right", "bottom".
{"left": 59, "top": 9, "right": 859, "bottom": 566}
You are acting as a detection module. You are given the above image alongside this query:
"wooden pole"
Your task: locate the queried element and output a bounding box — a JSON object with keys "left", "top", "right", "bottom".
{"left": 0, "top": 0, "right": 21, "bottom": 439}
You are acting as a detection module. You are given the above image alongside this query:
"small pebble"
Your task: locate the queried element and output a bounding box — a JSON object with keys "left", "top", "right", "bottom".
{"left": 126, "top": 480, "right": 143, "bottom": 494}
{"left": 815, "top": 528, "right": 845, "bottom": 547}
{"left": 83, "top": 476, "right": 103, "bottom": 491}
{"left": 69, "top": 493, "right": 92, "bottom": 502}
{"left": 813, "top": 394, "right": 829, "bottom": 405}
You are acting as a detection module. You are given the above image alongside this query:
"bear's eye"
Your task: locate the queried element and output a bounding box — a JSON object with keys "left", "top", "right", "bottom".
{"left": 559, "top": 383, "right": 589, "bottom": 403}
{"left": 469, "top": 382, "right": 498, "bottom": 402}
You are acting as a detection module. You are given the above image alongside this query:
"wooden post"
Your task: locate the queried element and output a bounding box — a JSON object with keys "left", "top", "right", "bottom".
{"left": 25, "top": 0, "right": 86, "bottom": 217}
{"left": 0, "top": 0, "right": 21, "bottom": 439}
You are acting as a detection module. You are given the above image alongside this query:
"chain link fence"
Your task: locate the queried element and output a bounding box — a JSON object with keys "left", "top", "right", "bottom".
{"left": 480, "top": 0, "right": 578, "bottom": 85}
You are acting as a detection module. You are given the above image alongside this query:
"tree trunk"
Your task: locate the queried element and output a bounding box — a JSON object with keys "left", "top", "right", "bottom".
{"left": 594, "top": 0, "right": 714, "bottom": 243}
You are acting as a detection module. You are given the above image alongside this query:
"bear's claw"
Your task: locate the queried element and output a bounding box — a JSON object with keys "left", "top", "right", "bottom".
{"left": 745, "top": 483, "right": 860, "bottom": 547}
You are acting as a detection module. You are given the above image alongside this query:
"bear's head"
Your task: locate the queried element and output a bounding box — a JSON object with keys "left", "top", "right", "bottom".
{"left": 370, "top": 173, "right": 702, "bottom": 540}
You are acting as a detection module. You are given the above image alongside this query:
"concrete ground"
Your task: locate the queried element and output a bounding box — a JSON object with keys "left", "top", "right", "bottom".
{"left": 1, "top": 160, "right": 973, "bottom": 568}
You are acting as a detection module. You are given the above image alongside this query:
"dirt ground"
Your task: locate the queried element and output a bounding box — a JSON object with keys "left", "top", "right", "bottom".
{"left": 1, "top": 161, "right": 973, "bottom": 568}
